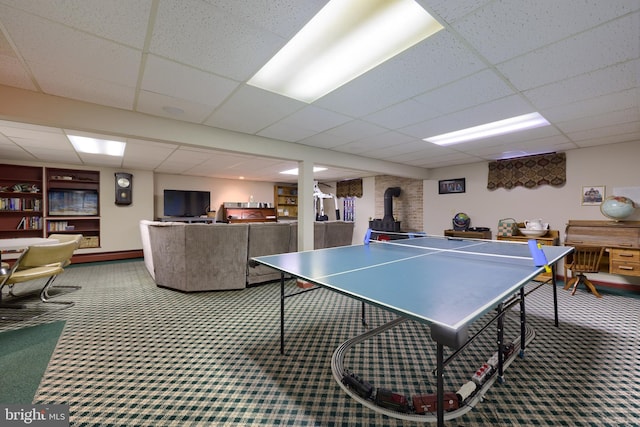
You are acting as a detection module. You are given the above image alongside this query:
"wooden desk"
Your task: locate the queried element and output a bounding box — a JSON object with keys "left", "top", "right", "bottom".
{"left": 444, "top": 229, "right": 492, "bottom": 239}
{"left": 565, "top": 220, "right": 640, "bottom": 277}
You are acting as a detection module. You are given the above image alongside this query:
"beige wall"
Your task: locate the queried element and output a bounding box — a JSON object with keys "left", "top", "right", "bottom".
{"left": 421, "top": 140, "right": 640, "bottom": 285}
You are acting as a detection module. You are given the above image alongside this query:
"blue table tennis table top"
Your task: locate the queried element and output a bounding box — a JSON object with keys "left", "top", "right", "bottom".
{"left": 253, "top": 235, "right": 573, "bottom": 333}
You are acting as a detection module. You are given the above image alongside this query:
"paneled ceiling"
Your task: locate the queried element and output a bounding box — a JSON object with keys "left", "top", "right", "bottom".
{"left": 0, "top": 0, "right": 638, "bottom": 183}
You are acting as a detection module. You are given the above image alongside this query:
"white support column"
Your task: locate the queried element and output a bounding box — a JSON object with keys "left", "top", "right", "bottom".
{"left": 297, "top": 160, "right": 315, "bottom": 251}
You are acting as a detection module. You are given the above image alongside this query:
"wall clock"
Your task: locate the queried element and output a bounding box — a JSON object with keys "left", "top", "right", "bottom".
{"left": 115, "top": 172, "right": 132, "bottom": 205}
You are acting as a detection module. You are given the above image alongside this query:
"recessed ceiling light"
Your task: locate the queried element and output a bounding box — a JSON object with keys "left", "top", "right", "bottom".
{"left": 68, "top": 135, "right": 126, "bottom": 157}
{"left": 424, "top": 113, "right": 551, "bottom": 146}
{"left": 248, "top": 0, "right": 443, "bottom": 103}
{"left": 280, "top": 166, "right": 328, "bottom": 175}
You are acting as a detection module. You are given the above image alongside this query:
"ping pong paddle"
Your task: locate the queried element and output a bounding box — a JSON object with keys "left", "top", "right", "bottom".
{"left": 528, "top": 239, "right": 551, "bottom": 273}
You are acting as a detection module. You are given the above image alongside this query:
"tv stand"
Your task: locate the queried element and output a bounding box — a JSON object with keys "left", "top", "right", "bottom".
{"left": 159, "top": 217, "right": 216, "bottom": 224}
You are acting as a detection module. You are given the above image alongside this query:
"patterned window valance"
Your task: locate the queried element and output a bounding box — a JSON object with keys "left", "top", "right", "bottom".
{"left": 487, "top": 152, "right": 566, "bottom": 190}
{"left": 336, "top": 179, "right": 363, "bottom": 198}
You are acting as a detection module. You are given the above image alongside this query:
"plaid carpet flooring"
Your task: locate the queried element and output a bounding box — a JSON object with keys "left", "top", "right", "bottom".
{"left": 0, "top": 260, "right": 638, "bottom": 426}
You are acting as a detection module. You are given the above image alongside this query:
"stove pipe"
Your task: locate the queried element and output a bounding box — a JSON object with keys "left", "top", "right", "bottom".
{"left": 382, "top": 187, "right": 401, "bottom": 227}
{"left": 369, "top": 187, "right": 402, "bottom": 232}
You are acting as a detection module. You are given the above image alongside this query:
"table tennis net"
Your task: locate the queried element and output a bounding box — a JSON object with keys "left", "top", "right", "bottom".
{"left": 365, "top": 230, "right": 543, "bottom": 266}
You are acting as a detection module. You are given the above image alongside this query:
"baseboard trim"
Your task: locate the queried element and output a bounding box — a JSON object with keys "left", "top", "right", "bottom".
{"left": 71, "top": 250, "right": 143, "bottom": 264}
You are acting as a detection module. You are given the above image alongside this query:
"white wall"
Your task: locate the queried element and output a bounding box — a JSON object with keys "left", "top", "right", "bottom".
{"left": 424, "top": 140, "right": 640, "bottom": 285}
{"left": 99, "top": 168, "right": 154, "bottom": 252}
{"left": 351, "top": 177, "right": 376, "bottom": 245}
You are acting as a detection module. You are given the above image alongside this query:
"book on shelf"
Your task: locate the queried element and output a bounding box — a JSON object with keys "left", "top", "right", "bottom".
{"left": 15, "top": 216, "right": 42, "bottom": 230}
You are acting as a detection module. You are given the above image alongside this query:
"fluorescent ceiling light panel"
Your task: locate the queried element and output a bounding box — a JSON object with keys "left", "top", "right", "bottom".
{"left": 424, "top": 113, "right": 551, "bottom": 146}
{"left": 280, "top": 166, "right": 328, "bottom": 175}
{"left": 68, "top": 135, "right": 126, "bottom": 156}
{"left": 247, "top": 0, "right": 443, "bottom": 103}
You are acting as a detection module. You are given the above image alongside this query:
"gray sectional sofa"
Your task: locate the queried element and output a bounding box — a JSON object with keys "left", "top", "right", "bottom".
{"left": 140, "top": 220, "right": 355, "bottom": 292}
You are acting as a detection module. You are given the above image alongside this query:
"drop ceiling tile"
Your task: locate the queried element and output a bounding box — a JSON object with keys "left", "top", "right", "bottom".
{"left": 497, "top": 13, "right": 640, "bottom": 91}
{"left": 0, "top": 124, "right": 65, "bottom": 139}
{"left": 567, "top": 121, "right": 640, "bottom": 142}
{"left": 298, "top": 132, "right": 353, "bottom": 150}
{"left": 76, "top": 152, "right": 123, "bottom": 167}
{"left": 452, "top": 0, "right": 639, "bottom": 63}
{"left": 364, "top": 99, "right": 441, "bottom": 130}
{"left": 0, "top": 144, "right": 35, "bottom": 160}
{"left": 540, "top": 89, "right": 638, "bottom": 123}
{"left": 413, "top": 69, "right": 515, "bottom": 116}
{"left": 136, "top": 90, "right": 217, "bottom": 124}
{"left": 0, "top": 55, "right": 37, "bottom": 90}
{"left": 333, "top": 131, "right": 417, "bottom": 155}
{"left": 525, "top": 60, "right": 638, "bottom": 110}
{"left": 214, "top": 0, "right": 325, "bottom": 39}
{"left": 381, "top": 143, "right": 454, "bottom": 162}
{"left": 556, "top": 108, "right": 639, "bottom": 134}
{"left": 122, "top": 140, "right": 176, "bottom": 169}
{"left": 205, "top": 85, "right": 303, "bottom": 134}
{"left": 571, "top": 131, "right": 640, "bottom": 148}
{"left": 316, "top": 31, "right": 484, "bottom": 117}
{"left": 421, "top": 0, "right": 494, "bottom": 22}
{"left": 257, "top": 121, "right": 317, "bottom": 143}
{"left": 141, "top": 55, "right": 239, "bottom": 107}
{"left": 26, "top": 147, "right": 81, "bottom": 163}
{"left": 151, "top": 0, "right": 284, "bottom": 81}
{"left": 0, "top": 0, "right": 152, "bottom": 48}
{"left": 1, "top": 7, "right": 141, "bottom": 87}
{"left": 401, "top": 95, "right": 533, "bottom": 139}
{"left": 324, "top": 120, "right": 387, "bottom": 142}
{"left": 271, "top": 106, "right": 352, "bottom": 133}
{"left": 26, "top": 58, "right": 136, "bottom": 109}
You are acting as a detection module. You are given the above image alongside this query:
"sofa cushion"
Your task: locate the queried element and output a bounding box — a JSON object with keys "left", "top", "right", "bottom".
{"left": 149, "top": 222, "right": 249, "bottom": 291}
{"left": 324, "top": 221, "right": 355, "bottom": 248}
{"left": 247, "top": 222, "right": 292, "bottom": 285}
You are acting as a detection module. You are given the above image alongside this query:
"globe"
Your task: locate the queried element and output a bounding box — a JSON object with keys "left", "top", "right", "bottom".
{"left": 600, "top": 195, "right": 635, "bottom": 221}
{"left": 453, "top": 212, "right": 470, "bottom": 230}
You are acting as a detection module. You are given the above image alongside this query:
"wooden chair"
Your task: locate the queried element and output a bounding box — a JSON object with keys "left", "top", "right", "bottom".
{"left": 563, "top": 246, "right": 605, "bottom": 298}
{"left": 0, "top": 240, "right": 79, "bottom": 317}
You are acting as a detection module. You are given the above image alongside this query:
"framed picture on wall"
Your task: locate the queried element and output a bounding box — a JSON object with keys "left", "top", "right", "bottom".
{"left": 581, "top": 186, "right": 605, "bottom": 205}
{"left": 439, "top": 178, "right": 466, "bottom": 194}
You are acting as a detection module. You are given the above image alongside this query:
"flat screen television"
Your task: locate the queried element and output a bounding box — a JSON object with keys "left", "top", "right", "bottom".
{"left": 163, "top": 189, "right": 210, "bottom": 217}
{"left": 48, "top": 189, "right": 99, "bottom": 216}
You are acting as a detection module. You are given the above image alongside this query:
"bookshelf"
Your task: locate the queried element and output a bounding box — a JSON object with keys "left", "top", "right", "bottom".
{"left": 0, "top": 164, "right": 44, "bottom": 238}
{"left": 274, "top": 185, "right": 298, "bottom": 220}
{"left": 45, "top": 167, "right": 101, "bottom": 248}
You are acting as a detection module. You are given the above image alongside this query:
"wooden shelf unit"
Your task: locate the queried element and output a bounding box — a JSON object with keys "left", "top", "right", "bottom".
{"left": 274, "top": 185, "right": 298, "bottom": 219}
{"left": 45, "top": 167, "right": 101, "bottom": 248}
{"left": 0, "top": 164, "right": 44, "bottom": 238}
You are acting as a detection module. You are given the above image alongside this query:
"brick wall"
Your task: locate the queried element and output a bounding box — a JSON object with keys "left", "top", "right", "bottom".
{"left": 373, "top": 176, "right": 423, "bottom": 232}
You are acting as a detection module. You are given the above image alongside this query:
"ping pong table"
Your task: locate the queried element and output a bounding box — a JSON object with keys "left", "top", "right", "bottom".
{"left": 253, "top": 233, "right": 573, "bottom": 426}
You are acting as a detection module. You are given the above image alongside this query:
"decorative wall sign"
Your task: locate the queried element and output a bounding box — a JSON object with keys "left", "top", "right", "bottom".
{"left": 439, "top": 178, "right": 465, "bottom": 194}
